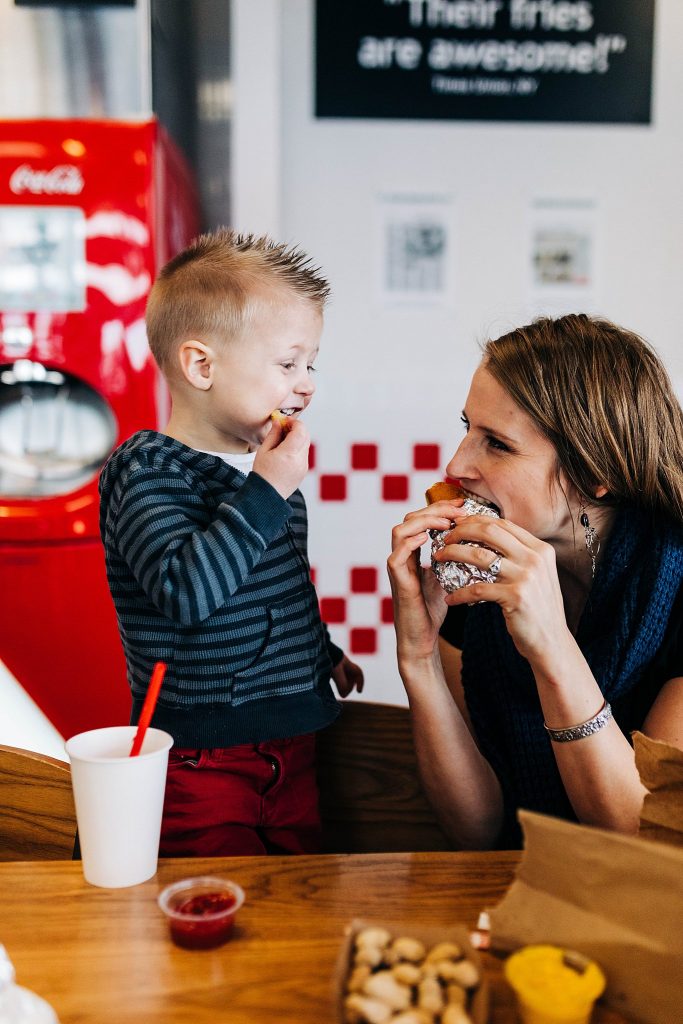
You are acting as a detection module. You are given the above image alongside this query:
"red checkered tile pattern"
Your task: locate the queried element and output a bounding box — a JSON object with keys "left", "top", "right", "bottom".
{"left": 317, "top": 442, "right": 443, "bottom": 503}
{"left": 309, "top": 441, "right": 448, "bottom": 657}
{"left": 317, "top": 568, "right": 396, "bottom": 655}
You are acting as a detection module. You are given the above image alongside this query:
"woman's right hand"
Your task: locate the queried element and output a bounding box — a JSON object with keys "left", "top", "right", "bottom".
{"left": 387, "top": 500, "right": 463, "bottom": 664}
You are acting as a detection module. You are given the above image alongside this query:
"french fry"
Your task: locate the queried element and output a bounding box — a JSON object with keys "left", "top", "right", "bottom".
{"left": 271, "top": 410, "right": 293, "bottom": 434}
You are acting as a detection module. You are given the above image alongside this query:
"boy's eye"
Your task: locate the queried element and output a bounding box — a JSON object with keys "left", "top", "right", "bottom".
{"left": 460, "top": 414, "right": 469, "bottom": 432}
{"left": 281, "top": 361, "right": 295, "bottom": 370}
{"left": 307, "top": 365, "right": 317, "bottom": 374}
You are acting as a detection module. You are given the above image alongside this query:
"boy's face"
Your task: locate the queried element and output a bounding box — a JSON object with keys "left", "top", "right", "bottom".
{"left": 207, "top": 293, "right": 322, "bottom": 452}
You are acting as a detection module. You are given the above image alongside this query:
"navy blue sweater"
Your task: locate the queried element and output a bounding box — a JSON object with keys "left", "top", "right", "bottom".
{"left": 99, "top": 431, "right": 341, "bottom": 747}
{"left": 441, "top": 505, "right": 683, "bottom": 847}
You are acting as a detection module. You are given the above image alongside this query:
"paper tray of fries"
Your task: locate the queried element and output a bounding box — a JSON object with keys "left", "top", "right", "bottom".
{"left": 335, "top": 918, "right": 489, "bottom": 1024}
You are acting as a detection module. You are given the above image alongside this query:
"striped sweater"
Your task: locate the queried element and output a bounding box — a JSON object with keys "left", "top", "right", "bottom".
{"left": 99, "top": 431, "right": 341, "bottom": 747}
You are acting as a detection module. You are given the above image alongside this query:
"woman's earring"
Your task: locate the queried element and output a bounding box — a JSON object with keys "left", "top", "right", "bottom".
{"left": 579, "top": 501, "right": 600, "bottom": 579}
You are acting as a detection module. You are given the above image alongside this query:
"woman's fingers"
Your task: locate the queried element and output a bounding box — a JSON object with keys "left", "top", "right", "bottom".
{"left": 394, "top": 531, "right": 429, "bottom": 557}
{"left": 444, "top": 581, "right": 500, "bottom": 606}
{"left": 387, "top": 528, "right": 428, "bottom": 586}
{"left": 401, "top": 498, "right": 463, "bottom": 524}
{"left": 438, "top": 543, "right": 512, "bottom": 577}
{"left": 437, "top": 514, "right": 543, "bottom": 564}
{"left": 391, "top": 514, "right": 450, "bottom": 549}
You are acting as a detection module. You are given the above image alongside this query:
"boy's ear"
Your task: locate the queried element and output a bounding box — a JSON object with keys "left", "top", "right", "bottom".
{"left": 177, "top": 339, "right": 214, "bottom": 390}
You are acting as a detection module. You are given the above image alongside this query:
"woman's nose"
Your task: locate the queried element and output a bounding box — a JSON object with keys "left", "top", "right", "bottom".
{"left": 446, "top": 437, "right": 476, "bottom": 480}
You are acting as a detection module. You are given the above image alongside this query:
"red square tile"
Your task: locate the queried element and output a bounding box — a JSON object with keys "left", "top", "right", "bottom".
{"left": 308, "top": 442, "right": 316, "bottom": 471}
{"left": 319, "top": 474, "right": 347, "bottom": 501}
{"left": 380, "top": 597, "right": 394, "bottom": 624}
{"left": 319, "top": 597, "right": 347, "bottom": 624}
{"left": 413, "top": 443, "right": 441, "bottom": 471}
{"left": 382, "top": 474, "right": 409, "bottom": 501}
{"left": 350, "top": 567, "right": 378, "bottom": 593}
{"left": 351, "top": 443, "right": 378, "bottom": 470}
{"left": 350, "top": 627, "right": 377, "bottom": 655}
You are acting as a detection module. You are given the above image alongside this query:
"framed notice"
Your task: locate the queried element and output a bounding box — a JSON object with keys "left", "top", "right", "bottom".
{"left": 316, "top": 0, "right": 655, "bottom": 124}
{"left": 376, "top": 193, "right": 456, "bottom": 306}
{"left": 527, "top": 198, "right": 600, "bottom": 316}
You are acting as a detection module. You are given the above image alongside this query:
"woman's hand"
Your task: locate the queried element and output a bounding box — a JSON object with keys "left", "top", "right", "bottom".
{"left": 437, "top": 514, "right": 570, "bottom": 666}
{"left": 388, "top": 500, "right": 507, "bottom": 849}
{"left": 387, "top": 500, "right": 463, "bottom": 664}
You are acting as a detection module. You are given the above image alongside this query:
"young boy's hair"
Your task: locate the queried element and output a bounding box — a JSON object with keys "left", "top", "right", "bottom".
{"left": 146, "top": 228, "right": 331, "bottom": 372}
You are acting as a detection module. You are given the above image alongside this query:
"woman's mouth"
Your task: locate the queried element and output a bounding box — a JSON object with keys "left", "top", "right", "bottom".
{"left": 461, "top": 487, "right": 501, "bottom": 517}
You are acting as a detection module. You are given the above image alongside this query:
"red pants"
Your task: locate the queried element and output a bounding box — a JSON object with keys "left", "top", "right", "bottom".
{"left": 159, "top": 733, "right": 322, "bottom": 857}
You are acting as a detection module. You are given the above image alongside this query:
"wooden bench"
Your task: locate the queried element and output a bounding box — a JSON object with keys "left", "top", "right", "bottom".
{"left": 0, "top": 745, "right": 77, "bottom": 860}
{"left": 317, "top": 701, "right": 452, "bottom": 853}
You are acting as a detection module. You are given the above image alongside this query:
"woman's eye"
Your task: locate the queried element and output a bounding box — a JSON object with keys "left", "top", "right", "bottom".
{"left": 460, "top": 415, "right": 469, "bottom": 432}
{"left": 307, "top": 365, "right": 317, "bottom": 374}
{"left": 486, "top": 434, "right": 509, "bottom": 452}
{"left": 281, "top": 362, "right": 295, "bottom": 370}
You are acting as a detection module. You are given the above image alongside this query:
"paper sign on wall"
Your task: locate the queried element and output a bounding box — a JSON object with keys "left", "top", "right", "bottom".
{"left": 527, "top": 197, "right": 600, "bottom": 316}
{"left": 376, "top": 193, "right": 456, "bottom": 306}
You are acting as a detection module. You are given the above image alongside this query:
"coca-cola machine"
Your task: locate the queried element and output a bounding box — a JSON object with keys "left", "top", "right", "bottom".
{"left": 0, "top": 118, "right": 199, "bottom": 739}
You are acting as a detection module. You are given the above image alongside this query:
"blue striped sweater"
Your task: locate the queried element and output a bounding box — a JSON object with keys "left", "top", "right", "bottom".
{"left": 99, "top": 431, "right": 341, "bottom": 747}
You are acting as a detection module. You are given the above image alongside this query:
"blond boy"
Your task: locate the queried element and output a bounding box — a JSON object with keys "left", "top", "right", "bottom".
{"left": 99, "top": 230, "right": 362, "bottom": 855}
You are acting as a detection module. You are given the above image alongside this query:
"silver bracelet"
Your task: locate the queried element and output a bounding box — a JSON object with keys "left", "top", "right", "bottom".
{"left": 543, "top": 699, "right": 613, "bottom": 743}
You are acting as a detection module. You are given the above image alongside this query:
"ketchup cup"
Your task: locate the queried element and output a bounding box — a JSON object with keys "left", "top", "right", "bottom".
{"left": 158, "top": 876, "right": 245, "bottom": 950}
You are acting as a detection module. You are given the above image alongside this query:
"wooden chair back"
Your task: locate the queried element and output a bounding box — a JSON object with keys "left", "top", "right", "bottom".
{"left": 316, "top": 701, "right": 452, "bottom": 853}
{"left": 0, "top": 745, "right": 77, "bottom": 860}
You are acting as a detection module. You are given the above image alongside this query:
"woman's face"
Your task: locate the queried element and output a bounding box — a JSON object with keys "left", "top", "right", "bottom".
{"left": 446, "top": 363, "right": 575, "bottom": 544}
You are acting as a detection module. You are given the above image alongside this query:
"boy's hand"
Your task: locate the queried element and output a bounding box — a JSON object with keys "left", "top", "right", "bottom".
{"left": 253, "top": 417, "right": 311, "bottom": 499}
{"left": 331, "top": 655, "right": 365, "bottom": 698}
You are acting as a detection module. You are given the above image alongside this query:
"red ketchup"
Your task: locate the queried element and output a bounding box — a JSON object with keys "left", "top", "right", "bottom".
{"left": 170, "top": 890, "right": 238, "bottom": 950}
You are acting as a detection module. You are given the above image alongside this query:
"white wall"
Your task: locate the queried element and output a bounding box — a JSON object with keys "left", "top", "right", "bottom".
{"left": 233, "top": 0, "right": 683, "bottom": 706}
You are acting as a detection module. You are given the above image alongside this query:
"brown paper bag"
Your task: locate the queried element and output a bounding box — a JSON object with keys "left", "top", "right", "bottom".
{"left": 633, "top": 730, "right": 683, "bottom": 847}
{"left": 488, "top": 810, "right": 683, "bottom": 1024}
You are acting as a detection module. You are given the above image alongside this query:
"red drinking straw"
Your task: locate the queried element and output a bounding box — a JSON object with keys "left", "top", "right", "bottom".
{"left": 130, "top": 661, "right": 167, "bottom": 757}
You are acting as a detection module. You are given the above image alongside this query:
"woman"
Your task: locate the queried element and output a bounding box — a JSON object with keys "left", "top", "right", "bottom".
{"left": 388, "top": 314, "right": 683, "bottom": 849}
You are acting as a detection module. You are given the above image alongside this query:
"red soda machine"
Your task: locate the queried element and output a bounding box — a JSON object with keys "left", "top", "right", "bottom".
{"left": 0, "top": 118, "right": 199, "bottom": 739}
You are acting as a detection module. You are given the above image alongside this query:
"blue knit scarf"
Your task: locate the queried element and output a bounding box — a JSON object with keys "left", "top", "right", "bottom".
{"left": 460, "top": 505, "right": 683, "bottom": 846}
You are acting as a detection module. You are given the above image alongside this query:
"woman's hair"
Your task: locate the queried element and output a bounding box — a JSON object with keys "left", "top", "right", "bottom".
{"left": 146, "top": 228, "right": 330, "bottom": 371}
{"left": 483, "top": 313, "right": 683, "bottom": 525}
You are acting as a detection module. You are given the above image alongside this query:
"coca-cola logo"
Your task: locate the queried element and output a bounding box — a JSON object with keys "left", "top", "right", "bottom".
{"left": 9, "top": 164, "right": 84, "bottom": 196}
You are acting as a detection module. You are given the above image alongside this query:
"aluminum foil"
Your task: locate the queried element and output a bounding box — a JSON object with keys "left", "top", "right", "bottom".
{"left": 430, "top": 496, "right": 500, "bottom": 592}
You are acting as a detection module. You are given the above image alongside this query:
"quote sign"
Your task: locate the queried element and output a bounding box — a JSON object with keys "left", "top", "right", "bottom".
{"left": 315, "top": 0, "right": 655, "bottom": 123}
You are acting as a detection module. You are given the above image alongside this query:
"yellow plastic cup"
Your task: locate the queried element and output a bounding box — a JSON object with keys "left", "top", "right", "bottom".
{"left": 504, "top": 944, "right": 606, "bottom": 1024}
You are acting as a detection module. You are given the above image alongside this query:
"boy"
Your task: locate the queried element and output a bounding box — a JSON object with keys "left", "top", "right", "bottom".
{"left": 99, "top": 229, "right": 363, "bottom": 856}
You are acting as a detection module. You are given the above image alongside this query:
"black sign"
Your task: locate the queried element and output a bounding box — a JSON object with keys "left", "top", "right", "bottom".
{"left": 15, "top": 1, "right": 135, "bottom": 7}
{"left": 316, "top": 0, "right": 654, "bottom": 124}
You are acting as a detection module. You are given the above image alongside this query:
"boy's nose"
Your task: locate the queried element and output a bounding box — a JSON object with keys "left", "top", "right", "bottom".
{"left": 296, "top": 371, "right": 315, "bottom": 396}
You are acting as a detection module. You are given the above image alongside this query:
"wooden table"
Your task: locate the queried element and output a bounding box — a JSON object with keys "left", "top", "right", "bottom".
{"left": 0, "top": 852, "right": 627, "bottom": 1024}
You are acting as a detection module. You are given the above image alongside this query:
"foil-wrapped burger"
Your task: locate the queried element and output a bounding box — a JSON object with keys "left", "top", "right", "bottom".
{"left": 425, "top": 482, "right": 500, "bottom": 593}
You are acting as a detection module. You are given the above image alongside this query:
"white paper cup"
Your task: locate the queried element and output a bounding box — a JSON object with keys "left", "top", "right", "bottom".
{"left": 65, "top": 726, "right": 173, "bottom": 888}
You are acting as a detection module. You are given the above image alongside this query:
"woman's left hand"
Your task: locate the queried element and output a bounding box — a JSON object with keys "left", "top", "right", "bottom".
{"left": 436, "top": 514, "right": 570, "bottom": 665}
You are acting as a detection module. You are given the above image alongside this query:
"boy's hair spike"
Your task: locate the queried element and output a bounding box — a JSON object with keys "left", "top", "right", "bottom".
{"left": 145, "top": 227, "right": 330, "bottom": 371}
